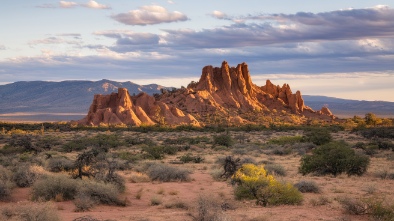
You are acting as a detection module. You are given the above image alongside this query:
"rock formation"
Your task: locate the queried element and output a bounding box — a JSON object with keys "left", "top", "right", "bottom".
{"left": 78, "top": 88, "right": 199, "bottom": 126}
{"left": 79, "top": 61, "right": 334, "bottom": 126}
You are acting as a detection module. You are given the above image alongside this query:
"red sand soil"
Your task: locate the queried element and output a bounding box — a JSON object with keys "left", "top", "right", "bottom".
{"left": 2, "top": 169, "right": 376, "bottom": 221}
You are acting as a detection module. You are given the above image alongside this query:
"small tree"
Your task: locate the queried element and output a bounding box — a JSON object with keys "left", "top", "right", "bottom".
{"left": 299, "top": 141, "right": 370, "bottom": 176}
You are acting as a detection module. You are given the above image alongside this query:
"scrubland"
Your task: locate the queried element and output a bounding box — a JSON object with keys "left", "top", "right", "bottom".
{"left": 0, "top": 123, "right": 393, "bottom": 221}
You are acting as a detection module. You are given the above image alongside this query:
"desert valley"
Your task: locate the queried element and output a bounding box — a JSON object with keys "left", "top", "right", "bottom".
{"left": 0, "top": 62, "right": 393, "bottom": 221}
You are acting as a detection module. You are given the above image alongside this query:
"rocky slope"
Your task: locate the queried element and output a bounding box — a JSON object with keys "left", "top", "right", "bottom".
{"left": 79, "top": 61, "right": 334, "bottom": 126}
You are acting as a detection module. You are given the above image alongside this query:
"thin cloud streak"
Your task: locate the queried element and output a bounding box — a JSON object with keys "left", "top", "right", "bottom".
{"left": 111, "top": 5, "right": 188, "bottom": 26}
{"left": 37, "top": 1, "right": 110, "bottom": 10}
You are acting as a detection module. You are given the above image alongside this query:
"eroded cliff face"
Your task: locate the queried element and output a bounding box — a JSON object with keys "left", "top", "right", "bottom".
{"left": 78, "top": 88, "right": 199, "bottom": 126}
{"left": 79, "top": 61, "right": 334, "bottom": 126}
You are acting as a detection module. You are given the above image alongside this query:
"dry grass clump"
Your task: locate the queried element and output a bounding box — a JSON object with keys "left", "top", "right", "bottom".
{"left": 31, "top": 174, "right": 79, "bottom": 201}
{"left": 13, "top": 164, "right": 42, "bottom": 187}
{"left": 191, "top": 196, "right": 230, "bottom": 221}
{"left": 146, "top": 163, "right": 191, "bottom": 182}
{"left": 129, "top": 171, "right": 151, "bottom": 183}
{"left": 165, "top": 200, "right": 188, "bottom": 209}
{"left": 294, "top": 180, "right": 321, "bottom": 193}
{"left": 0, "top": 165, "right": 13, "bottom": 201}
{"left": 0, "top": 202, "right": 61, "bottom": 221}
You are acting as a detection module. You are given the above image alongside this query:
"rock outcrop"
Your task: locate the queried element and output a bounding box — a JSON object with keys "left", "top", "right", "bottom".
{"left": 79, "top": 61, "right": 334, "bottom": 126}
{"left": 78, "top": 88, "right": 199, "bottom": 126}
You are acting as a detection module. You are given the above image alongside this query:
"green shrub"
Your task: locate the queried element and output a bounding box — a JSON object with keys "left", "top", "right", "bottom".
{"left": 268, "top": 136, "right": 303, "bottom": 145}
{"left": 302, "top": 129, "right": 332, "bottom": 145}
{"left": 294, "top": 180, "right": 320, "bottom": 193}
{"left": 146, "top": 163, "right": 190, "bottom": 182}
{"left": 47, "top": 157, "right": 74, "bottom": 172}
{"left": 32, "top": 174, "right": 79, "bottom": 201}
{"left": 299, "top": 141, "right": 370, "bottom": 176}
{"left": 368, "top": 199, "right": 394, "bottom": 221}
{"left": 179, "top": 153, "right": 204, "bottom": 163}
{"left": 376, "top": 140, "right": 394, "bottom": 150}
{"left": 162, "top": 146, "right": 179, "bottom": 155}
{"left": 142, "top": 145, "right": 164, "bottom": 160}
{"left": 233, "top": 164, "right": 302, "bottom": 206}
{"left": 0, "top": 202, "right": 61, "bottom": 221}
{"left": 213, "top": 134, "right": 234, "bottom": 147}
{"left": 13, "top": 164, "right": 40, "bottom": 187}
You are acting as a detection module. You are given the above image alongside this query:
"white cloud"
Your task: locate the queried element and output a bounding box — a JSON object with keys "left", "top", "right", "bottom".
{"left": 59, "top": 1, "right": 78, "bottom": 8}
{"left": 81, "top": 0, "right": 111, "bottom": 9}
{"left": 210, "top": 10, "right": 228, "bottom": 20}
{"left": 167, "top": 0, "right": 175, "bottom": 4}
{"left": 0, "top": 45, "right": 5, "bottom": 50}
{"left": 111, "top": 5, "right": 188, "bottom": 26}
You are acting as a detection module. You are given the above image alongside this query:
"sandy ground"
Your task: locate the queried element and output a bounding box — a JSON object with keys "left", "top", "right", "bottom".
{"left": 1, "top": 130, "right": 393, "bottom": 221}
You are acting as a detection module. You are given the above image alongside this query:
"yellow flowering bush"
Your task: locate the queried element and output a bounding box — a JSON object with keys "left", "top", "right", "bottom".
{"left": 232, "top": 164, "right": 302, "bottom": 206}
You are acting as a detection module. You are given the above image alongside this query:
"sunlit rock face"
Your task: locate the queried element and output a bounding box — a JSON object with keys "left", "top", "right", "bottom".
{"left": 79, "top": 61, "right": 334, "bottom": 126}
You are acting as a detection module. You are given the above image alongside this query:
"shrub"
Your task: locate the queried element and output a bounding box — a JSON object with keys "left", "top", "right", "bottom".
{"left": 376, "top": 140, "right": 394, "bottom": 150}
{"left": 47, "top": 157, "right": 74, "bottom": 172}
{"left": 264, "top": 164, "right": 287, "bottom": 176}
{"left": 232, "top": 164, "right": 302, "bottom": 206}
{"left": 146, "top": 163, "right": 190, "bottom": 182}
{"left": 0, "top": 166, "right": 13, "bottom": 201}
{"left": 294, "top": 180, "right": 320, "bottom": 193}
{"left": 213, "top": 134, "right": 234, "bottom": 147}
{"left": 32, "top": 174, "right": 79, "bottom": 201}
{"left": 339, "top": 197, "right": 368, "bottom": 215}
{"left": 0, "top": 202, "right": 61, "bottom": 221}
{"left": 142, "top": 145, "right": 164, "bottom": 160}
{"left": 367, "top": 199, "right": 394, "bottom": 221}
{"left": 94, "top": 171, "right": 125, "bottom": 192}
{"left": 179, "top": 153, "right": 204, "bottom": 163}
{"left": 302, "top": 129, "right": 332, "bottom": 145}
{"left": 150, "top": 196, "right": 162, "bottom": 206}
{"left": 162, "top": 145, "right": 179, "bottom": 155}
{"left": 74, "top": 192, "right": 96, "bottom": 212}
{"left": 165, "top": 200, "right": 188, "bottom": 209}
{"left": 268, "top": 136, "right": 303, "bottom": 145}
{"left": 299, "top": 141, "right": 370, "bottom": 176}
{"left": 77, "top": 181, "right": 125, "bottom": 206}
{"left": 192, "top": 196, "right": 229, "bottom": 221}
{"left": 13, "top": 164, "right": 40, "bottom": 187}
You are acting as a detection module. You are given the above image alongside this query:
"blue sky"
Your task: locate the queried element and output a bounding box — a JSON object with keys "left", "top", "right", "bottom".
{"left": 1, "top": 0, "right": 394, "bottom": 101}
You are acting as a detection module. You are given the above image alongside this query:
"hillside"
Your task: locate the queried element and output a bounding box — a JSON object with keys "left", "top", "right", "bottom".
{"left": 0, "top": 80, "right": 170, "bottom": 114}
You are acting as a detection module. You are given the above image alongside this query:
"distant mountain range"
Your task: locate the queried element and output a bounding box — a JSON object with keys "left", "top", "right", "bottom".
{"left": 0, "top": 80, "right": 392, "bottom": 121}
{"left": 303, "top": 95, "right": 394, "bottom": 118}
{"left": 0, "top": 80, "right": 172, "bottom": 121}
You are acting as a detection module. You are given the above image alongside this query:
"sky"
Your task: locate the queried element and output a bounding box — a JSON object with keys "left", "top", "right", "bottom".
{"left": 1, "top": 0, "right": 394, "bottom": 102}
